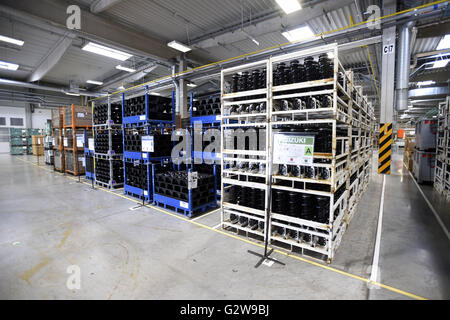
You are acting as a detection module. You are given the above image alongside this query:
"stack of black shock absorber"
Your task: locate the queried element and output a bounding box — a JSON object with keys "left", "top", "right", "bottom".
{"left": 191, "top": 96, "right": 221, "bottom": 117}
{"left": 94, "top": 131, "right": 123, "bottom": 154}
{"left": 123, "top": 131, "right": 172, "bottom": 156}
{"left": 94, "top": 103, "right": 122, "bottom": 125}
{"left": 230, "top": 68, "right": 267, "bottom": 93}
{"left": 95, "top": 158, "right": 124, "bottom": 185}
{"left": 125, "top": 162, "right": 148, "bottom": 192}
{"left": 154, "top": 171, "right": 215, "bottom": 209}
{"left": 123, "top": 95, "right": 172, "bottom": 121}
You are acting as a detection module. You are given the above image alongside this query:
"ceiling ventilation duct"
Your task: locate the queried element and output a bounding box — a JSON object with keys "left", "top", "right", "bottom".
{"left": 395, "top": 21, "right": 415, "bottom": 111}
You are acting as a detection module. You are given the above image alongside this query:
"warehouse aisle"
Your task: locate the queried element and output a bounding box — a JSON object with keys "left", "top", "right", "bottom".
{"left": 368, "top": 151, "right": 450, "bottom": 300}
{"left": 0, "top": 153, "right": 449, "bottom": 300}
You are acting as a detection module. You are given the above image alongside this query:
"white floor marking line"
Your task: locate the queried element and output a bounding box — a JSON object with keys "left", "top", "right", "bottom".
{"left": 191, "top": 208, "right": 220, "bottom": 221}
{"left": 212, "top": 223, "right": 222, "bottom": 229}
{"left": 406, "top": 169, "right": 450, "bottom": 241}
{"left": 369, "top": 174, "right": 386, "bottom": 287}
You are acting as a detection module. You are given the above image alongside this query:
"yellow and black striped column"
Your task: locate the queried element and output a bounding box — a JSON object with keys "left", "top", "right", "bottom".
{"left": 378, "top": 123, "right": 392, "bottom": 174}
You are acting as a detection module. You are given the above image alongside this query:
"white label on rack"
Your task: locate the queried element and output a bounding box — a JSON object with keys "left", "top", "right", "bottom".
{"left": 144, "top": 190, "right": 148, "bottom": 196}
{"left": 141, "top": 136, "right": 154, "bottom": 152}
{"left": 38, "top": 138, "right": 41, "bottom": 145}
{"left": 194, "top": 121, "right": 202, "bottom": 130}
{"left": 88, "top": 138, "right": 94, "bottom": 151}
{"left": 216, "top": 115, "right": 221, "bottom": 121}
{"left": 77, "top": 113, "right": 85, "bottom": 118}
{"left": 142, "top": 153, "right": 147, "bottom": 159}
{"left": 180, "top": 201, "right": 189, "bottom": 209}
{"left": 273, "top": 134, "right": 314, "bottom": 165}
{"left": 188, "top": 171, "right": 198, "bottom": 189}
{"left": 139, "top": 115, "right": 146, "bottom": 121}
{"left": 76, "top": 134, "right": 84, "bottom": 148}
{"left": 63, "top": 138, "right": 68, "bottom": 147}
{"left": 80, "top": 157, "right": 85, "bottom": 167}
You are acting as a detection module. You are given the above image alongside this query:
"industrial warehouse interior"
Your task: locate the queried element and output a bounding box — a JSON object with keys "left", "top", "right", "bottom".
{"left": 0, "top": 0, "right": 449, "bottom": 305}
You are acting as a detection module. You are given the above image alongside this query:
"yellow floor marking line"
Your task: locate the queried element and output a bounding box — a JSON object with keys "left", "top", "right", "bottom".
{"left": 17, "top": 157, "right": 428, "bottom": 300}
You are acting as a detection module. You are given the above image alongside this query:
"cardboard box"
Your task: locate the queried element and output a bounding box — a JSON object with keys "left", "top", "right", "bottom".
{"left": 32, "top": 145, "right": 44, "bottom": 156}
{"left": 403, "top": 150, "right": 414, "bottom": 171}
{"left": 32, "top": 135, "right": 44, "bottom": 146}
{"left": 405, "top": 137, "right": 415, "bottom": 152}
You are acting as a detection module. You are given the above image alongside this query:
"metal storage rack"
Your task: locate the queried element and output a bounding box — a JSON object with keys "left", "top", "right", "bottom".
{"left": 93, "top": 97, "right": 123, "bottom": 189}
{"left": 434, "top": 97, "right": 450, "bottom": 200}
{"left": 84, "top": 128, "right": 95, "bottom": 180}
{"left": 220, "top": 58, "right": 270, "bottom": 241}
{"left": 190, "top": 92, "right": 222, "bottom": 202}
{"left": 122, "top": 86, "right": 174, "bottom": 202}
{"left": 63, "top": 104, "right": 92, "bottom": 176}
{"left": 52, "top": 108, "right": 64, "bottom": 172}
{"left": 220, "top": 43, "right": 374, "bottom": 262}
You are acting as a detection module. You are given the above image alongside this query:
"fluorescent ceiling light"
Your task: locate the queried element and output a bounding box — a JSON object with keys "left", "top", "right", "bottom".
{"left": 436, "top": 34, "right": 450, "bottom": 50}
{"left": 417, "top": 80, "right": 435, "bottom": 86}
{"left": 187, "top": 83, "right": 197, "bottom": 88}
{"left": 0, "top": 35, "right": 24, "bottom": 46}
{"left": 282, "top": 25, "right": 315, "bottom": 42}
{"left": 117, "top": 86, "right": 125, "bottom": 90}
{"left": 82, "top": 42, "right": 132, "bottom": 61}
{"left": 65, "top": 92, "right": 80, "bottom": 96}
{"left": 150, "top": 92, "right": 161, "bottom": 96}
{"left": 167, "top": 40, "right": 191, "bottom": 53}
{"left": 275, "top": 0, "right": 302, "bottom": 14}
{"left": 432, "top": 59, "right": 449, "bottom": 69}
{"left": 116, "top": 65, "right": 136, "bottom": 73}
{"left": 0, "top": 60, "right": 19, "bottom": 71}
{"left": 86, "top": 80, "right": 103, "bottom": 85}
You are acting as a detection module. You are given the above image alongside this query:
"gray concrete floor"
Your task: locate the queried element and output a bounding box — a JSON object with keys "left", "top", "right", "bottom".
{"left": 0, "top": 152, "right": 449, "bottom": 300}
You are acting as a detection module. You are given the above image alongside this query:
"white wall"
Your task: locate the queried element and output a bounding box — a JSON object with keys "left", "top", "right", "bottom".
{"left": 0, "top": 105, "right": 52, "bottom": 153}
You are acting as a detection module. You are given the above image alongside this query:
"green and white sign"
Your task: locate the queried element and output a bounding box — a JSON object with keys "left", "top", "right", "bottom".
{"left": 273, "top": 134, "right": 314, "bottom": 165}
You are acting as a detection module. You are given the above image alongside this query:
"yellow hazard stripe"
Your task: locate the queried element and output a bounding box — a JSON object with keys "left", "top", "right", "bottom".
{"left": 378, "top": 161, "right": 391, "bottom": 173}
{"left": 379, "top": 129, "right": 393, "bottom": 144}
{"left": 379, "top": 139, "right": 392, "bottom": 154}
{"left": 379, "top": 124, "right": 386, "bottom": 134}
{"left": 379, "top": 149, "right": 392, "bottom": 163}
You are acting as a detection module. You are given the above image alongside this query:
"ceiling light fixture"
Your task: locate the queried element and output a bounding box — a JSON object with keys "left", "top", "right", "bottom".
{"left": 116, "top": 65, "right": 136, "bottom": 73}
{"left": 65, "top": 92, "right": 80, "bottom": 96}
{"left": 167, "top": 40, "right": 192, "bottom": 53}
{"left": 0, "top": 35, "right": 24, "bottom": 46}
{"left": 432, "top": 59, "right": 449, "bottom": 69}
{"left": 82, "top": 42, "right": 132, "bottom": 61}
{"left": 86, "top": 80, "right": 103, "bottom": 85}
{"left": 275, "top": 0, "right": 302, "bottom": 14}
{"left": 417, "top": 80, "right": 435, "bottom": 87}
{"left": 0, "top": 60, "right": 19, "bottom": 71}
{"left": 187, "top": 83, "right": 197, "bottom": 88}
{"left": 436, "top": 34, "right": 450, "bottom": 50}
{"left": 282, "top": 25, "right": 315, "bottom": 42}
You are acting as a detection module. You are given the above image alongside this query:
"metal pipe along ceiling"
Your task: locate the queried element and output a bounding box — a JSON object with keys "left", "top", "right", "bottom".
{"left": 396, "top": 21, "right": 415, "bottom": 111}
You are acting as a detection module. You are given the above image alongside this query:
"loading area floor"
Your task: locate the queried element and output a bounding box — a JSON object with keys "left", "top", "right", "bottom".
{"left": 0, "top": 151, "right": 448, "bottom": 300}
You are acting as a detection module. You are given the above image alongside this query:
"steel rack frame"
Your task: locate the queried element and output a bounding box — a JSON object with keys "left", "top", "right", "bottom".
{"left": 63, "top": 104, "right": 92, "bottom": 176}
{"left": 84, "top": 128, "right": 95, "bottom": 181}
{"left": 151, "top": 163, "right": 219, "bottom": 218}
{"left": 122, "top": 87, "right": 175, "bottom": 202}
{"left": 52, "top": 108, "right": 65, "bottom": 173}
{"left": 434, "top": 97, "right": 450, "bottom": 200}
{"left": 220, "top": 59, "right": 271, "bottom": 242}
{"left": 220, "top": 43, "right": 374, "bottom": 263}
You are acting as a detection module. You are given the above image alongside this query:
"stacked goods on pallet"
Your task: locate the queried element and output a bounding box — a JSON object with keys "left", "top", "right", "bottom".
{"left": 123, "top": 95, "right": 172, "bottom": 121}
{"left": 434, "top": 98, "right": 450, "bottom": 200}
{"left": 122, "top": 89, "right": 174, "bottom": 201}
{"left": 52, "top": 108, "right": 64, "bottom": 172}
{"left": 84, "top": 129, "right": 94, "bottom": 180}
{"left": 31, "top": 135, "right": 44, "bottom": 156}
{"left": 93, "top": 100, "right": 123, "bottom": 188}
{"left": 44, "top": 136, "right": 54, "bottom": 165}
{"left": 403, "top": 137, "right": 415, "bottom": 171}
{"left": 64, "top": 105, "right": 92, "bottom": 175}
{"left": 191, "top": 96, "right": 221, "bottom": 116}
{"left": 153, "top": 170, "right": 217, "bottom": 217}
{"left": 9, "top": 128, "right": 27, "bottom": 155}
{"left": 94, "top": 158, "right": 123, "bottom": 188}
{"left": 220, "top": 44, "right": 374, "bottom": 262}
{"left": 413, "top": 118, "right": 436, "bottom": 183}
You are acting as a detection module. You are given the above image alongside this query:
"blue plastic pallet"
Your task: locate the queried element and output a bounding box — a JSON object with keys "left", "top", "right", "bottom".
{"left": 153, "top": 193, "right": 218, "bottom": 218}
